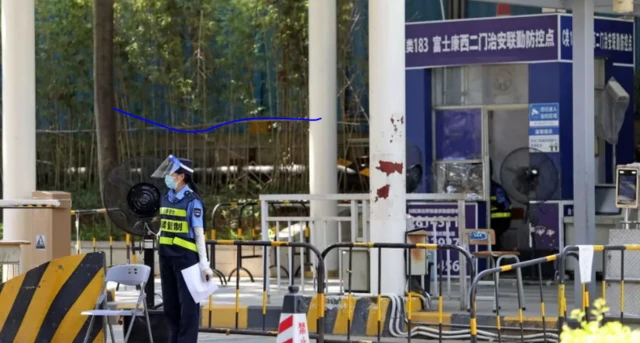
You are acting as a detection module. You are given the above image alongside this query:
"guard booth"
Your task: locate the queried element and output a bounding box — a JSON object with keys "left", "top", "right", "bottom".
{"left": 406, "top": 13, "right": 635, "bottom": 277}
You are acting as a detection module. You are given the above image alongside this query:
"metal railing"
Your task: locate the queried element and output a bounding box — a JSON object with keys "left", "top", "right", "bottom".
{"left": 259, "top": 194, "right": 364, "bottom": 295}
{"left": 467, "top": 244, "right": 640, "bottom": 343}
{"left": 199, "top": 240, "right": 326, "bottom": 343}
{"left": 557, "top": 244, "right": 640, "bottom": 327}
{"left": 0, "top": 241, "right": 29, "bottom": 282}
{"left": 70, "top": 208, "right": 136, "bottom": 268}
{"left": 469, "top": 252, "right": 559, "bottom": 343}
{"left": 321, "top": 242, "right": 476, "bottom": 342}
{"left": 209, "top": 200, "right": 311, "bottom": 286}
{"left": 258, "top": 193, "right": 470, "bottom": 299}
{"left": 209, "top": 202, "right": 244, "bottom": 285}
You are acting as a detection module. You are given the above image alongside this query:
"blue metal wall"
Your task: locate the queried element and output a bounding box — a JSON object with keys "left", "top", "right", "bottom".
{"left": 347, "top": 0, "right": 543, "bottom": 133}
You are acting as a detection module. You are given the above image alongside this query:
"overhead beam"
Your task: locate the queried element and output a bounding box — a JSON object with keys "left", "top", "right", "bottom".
{"left": 470, "top": 0, "right": 568, "bottom": 10}
{"left": 471, "top": 0, "right": 640, "bottom": 16}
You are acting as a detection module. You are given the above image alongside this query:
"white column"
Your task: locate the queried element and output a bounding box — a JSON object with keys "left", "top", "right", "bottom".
{"left": 1, "top": 0, "right": 37, "bottom": 280}
{"left": 308, "top": 0, "right": 339, "bottom": 272}
{"left": 369, "top": 0, "right": 407, "bottom": 295}
{"left": 572, "top": 0, "right": 596, "bottom": 307}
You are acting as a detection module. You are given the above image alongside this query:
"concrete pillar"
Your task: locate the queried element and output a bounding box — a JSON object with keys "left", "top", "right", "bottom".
{"left": 308, "top": 0, "right": 339, "bottom": 272}
{"left": 1, "top": 0, "right": 37, "bottom": 280}
{"left": 571, "top": 0, "right": 597, "bottom": 307}
{"left": 369, "top": 0, "right": 407, "bottom": 295}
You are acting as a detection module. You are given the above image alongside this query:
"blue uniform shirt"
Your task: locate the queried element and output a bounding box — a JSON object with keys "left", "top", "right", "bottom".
{"left": 167, "top": 185, "right": 204, "bottom": 230}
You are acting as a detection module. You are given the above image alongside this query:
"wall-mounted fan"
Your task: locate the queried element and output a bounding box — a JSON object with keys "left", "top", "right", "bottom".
{"left": 500, "top": 146, "right": 559, "bottom": 223}
{"left": 102, "top": 156, "right": 164, "bottom": 308}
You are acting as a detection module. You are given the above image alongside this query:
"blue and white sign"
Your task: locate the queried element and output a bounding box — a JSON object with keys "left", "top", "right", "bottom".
{"left": 559, "top": 15, "right": 634, "bottom": 66}
{"left": 529, "top": 103, "right": 560, "bottom": 153}
{"left": 469, "top": 231, "right": 489, "bottom": 241}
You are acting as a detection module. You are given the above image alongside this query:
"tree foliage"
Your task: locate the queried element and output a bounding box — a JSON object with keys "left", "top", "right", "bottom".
{"left": 30, "top": 0, "right": 369, "bottom": 239}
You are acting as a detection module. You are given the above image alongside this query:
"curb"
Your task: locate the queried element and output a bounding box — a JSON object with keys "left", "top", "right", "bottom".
{"left": 201, "top": 295, "right": 422, "bottom": 336}
{"left": 200, "top": 295, "right": 562, "bottom": 337}
{"left": 410, "top": 312, "right": 559, "bottom": 330}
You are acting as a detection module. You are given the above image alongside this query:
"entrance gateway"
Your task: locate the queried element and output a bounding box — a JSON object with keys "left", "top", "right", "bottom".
{"left": 405, "top": 13, "right": 634, "bottom": 275}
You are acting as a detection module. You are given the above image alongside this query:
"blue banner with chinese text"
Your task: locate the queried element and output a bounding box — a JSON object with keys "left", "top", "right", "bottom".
{"left": 406, "top": 14, "right": 634, "bottom": 69}
{"left": 559, "top": 15, "right": 634, "bottom": 65}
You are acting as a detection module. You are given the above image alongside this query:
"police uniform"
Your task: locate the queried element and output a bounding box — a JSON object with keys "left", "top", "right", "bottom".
{"left": 152, "top": 155, "right": 208, "bottom": 343}
{"left": 490, "top": 180, "right": 511, "bottom": 250}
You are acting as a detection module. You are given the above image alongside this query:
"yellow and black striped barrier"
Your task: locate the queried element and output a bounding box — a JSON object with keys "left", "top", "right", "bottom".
{"left": 321, "top": 242, "right": 475, "bottom": 342}
{"left": 469, "top": 253, "right": 559, "bottom": 343}
{"left": 0, "top": 252, "right": 106, "bottom": 343}
{"left": 17, "top": 204, "right": 54, "bottom": 208}
{"left": 200, "top": 293, "right": 421, "bottom": 338}
{"left": 201, "top": 239, "right": 327, "bottom": 341}
{"left": 337, "top": 158, "right": 370, "bottom": 177}
{"left": 558, "top": 244, "right": 640, "bottom": 327}
{"left": 70, "top": 208, "right": 107, "bottom": 216}
{"left": 468, "top": 244, "right": 640, "bottom": 343}
{"left": 0, "top": 199, "right": 62, "bottom": 209}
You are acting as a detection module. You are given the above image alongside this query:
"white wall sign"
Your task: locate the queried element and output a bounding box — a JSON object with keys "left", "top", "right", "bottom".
{"left": 529, "top": 103, "right": 560, "bottom": 153}
{"left": 35, "top": 235, "right": 46, "bottom": 250}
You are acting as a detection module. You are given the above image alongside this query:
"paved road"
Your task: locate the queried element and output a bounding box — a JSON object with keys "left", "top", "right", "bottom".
{"left": 111, "top": 326, "right": 469, "bottom": 342}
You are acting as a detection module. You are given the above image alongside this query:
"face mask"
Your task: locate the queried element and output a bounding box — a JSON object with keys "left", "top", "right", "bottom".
{"left": 165, "top": 175, "right": 178, "bottom": 190}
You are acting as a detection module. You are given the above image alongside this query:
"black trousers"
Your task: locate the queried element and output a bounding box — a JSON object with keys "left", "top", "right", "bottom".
{"left": 159, "top": 253, "right": 201, "bottom": 343}
{"left": 491, "top": 217, "right": 512, "bottom": 251}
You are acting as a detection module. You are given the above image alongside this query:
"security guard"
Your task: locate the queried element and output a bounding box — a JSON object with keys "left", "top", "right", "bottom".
{"left": 489, "top": 159, "right": 512, "bottom": 250}
{"left": 151, "top": 155, "right": 213, "bottom": 343}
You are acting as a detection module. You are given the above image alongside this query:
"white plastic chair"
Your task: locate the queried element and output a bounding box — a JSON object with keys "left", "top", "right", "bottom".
{"left": 82, "top": 264, "right": 154, "bottom": 343}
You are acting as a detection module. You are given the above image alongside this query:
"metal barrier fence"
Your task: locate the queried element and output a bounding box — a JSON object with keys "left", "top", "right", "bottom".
{"left": 468, "top": 244, "right": 640, "bottom": 343}
{"left": 259, "top": 193, "right": 470, "bottom": 300}
{"left": 209, "top": 202, "right": 241, "bottom": 284}
{"left": 67, "top": 205, "right": 631, "bottom": 342}
{"left": 469, "top": 252, "right": 559, "bottom": 343}
{"left": 209, "top": 200, "right": 310, "bottom": 286}
{"left": 321, "top": 242, "right": 476, "bottom": 343}
{"left": 71, "top": 208, "right": 136, "bottom": 268}
{"left": 199, "top": 240, "right": 327, "bottom": 343}
{"left": 557, "top": 244, "right": 640, "bottom": 328}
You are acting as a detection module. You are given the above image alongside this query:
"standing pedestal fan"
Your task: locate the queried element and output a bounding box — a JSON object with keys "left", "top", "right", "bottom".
{"left": 499, "top": 147, "right": 559, "bottom": 246}
{"left": 102, "top": 157, "right": 164, "bottom": 308}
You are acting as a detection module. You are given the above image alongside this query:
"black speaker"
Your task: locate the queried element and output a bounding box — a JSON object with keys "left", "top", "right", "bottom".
{"left": 121, "top": 310, "right": 170, "bottom": 343}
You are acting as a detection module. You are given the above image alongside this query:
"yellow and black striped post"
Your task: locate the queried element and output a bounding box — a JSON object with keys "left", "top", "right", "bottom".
{"left": 0, "top": 252, "right": 106, "bottom": 342}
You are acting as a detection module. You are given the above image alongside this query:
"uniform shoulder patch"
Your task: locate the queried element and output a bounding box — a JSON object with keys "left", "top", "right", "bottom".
{"left": 194, "top": 208, "right": 202, "bottom": 218}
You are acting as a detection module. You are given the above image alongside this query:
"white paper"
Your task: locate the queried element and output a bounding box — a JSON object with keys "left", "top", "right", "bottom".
{"left": 181, "top": 263, "right": 219, "bottom": 303}
{"left": 578, "top": 245, "right": 594, "bottom": 284}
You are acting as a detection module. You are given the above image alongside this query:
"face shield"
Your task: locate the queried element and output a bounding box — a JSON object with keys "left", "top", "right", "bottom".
{"left": 151, "top": 155, "right": 194, "bottom": 178}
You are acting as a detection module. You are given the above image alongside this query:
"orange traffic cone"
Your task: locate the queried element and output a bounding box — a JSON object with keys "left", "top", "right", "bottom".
{"left": 276, "top": 285, "right": 310, "bottom": 343}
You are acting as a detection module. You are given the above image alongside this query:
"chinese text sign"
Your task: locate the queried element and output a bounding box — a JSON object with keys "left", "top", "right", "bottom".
{"left": 406, "top": 14, "right": 634, "bottom": 68}
{"left": 406, "top": 15, "right": 558, "bottom": 68}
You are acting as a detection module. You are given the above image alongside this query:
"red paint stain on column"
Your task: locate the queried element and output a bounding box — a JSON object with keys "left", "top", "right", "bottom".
{"left": 376, "top": 161, "right": 403, "bottom": 176}
{"left": 376, "top": 184, "right": 390, "bottom": 201}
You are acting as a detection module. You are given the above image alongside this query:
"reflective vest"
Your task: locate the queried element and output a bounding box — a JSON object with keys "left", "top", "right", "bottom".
{"left": 490, "top": 182, "right": 512, "bottom": 219}
{"left": 158, "top": 190, "right": 200, "bottom": 256}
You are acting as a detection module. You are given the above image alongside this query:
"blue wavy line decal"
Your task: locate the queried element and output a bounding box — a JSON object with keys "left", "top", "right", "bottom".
{"left": 114, "top": 107, "right": 322, "bottom": 134}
